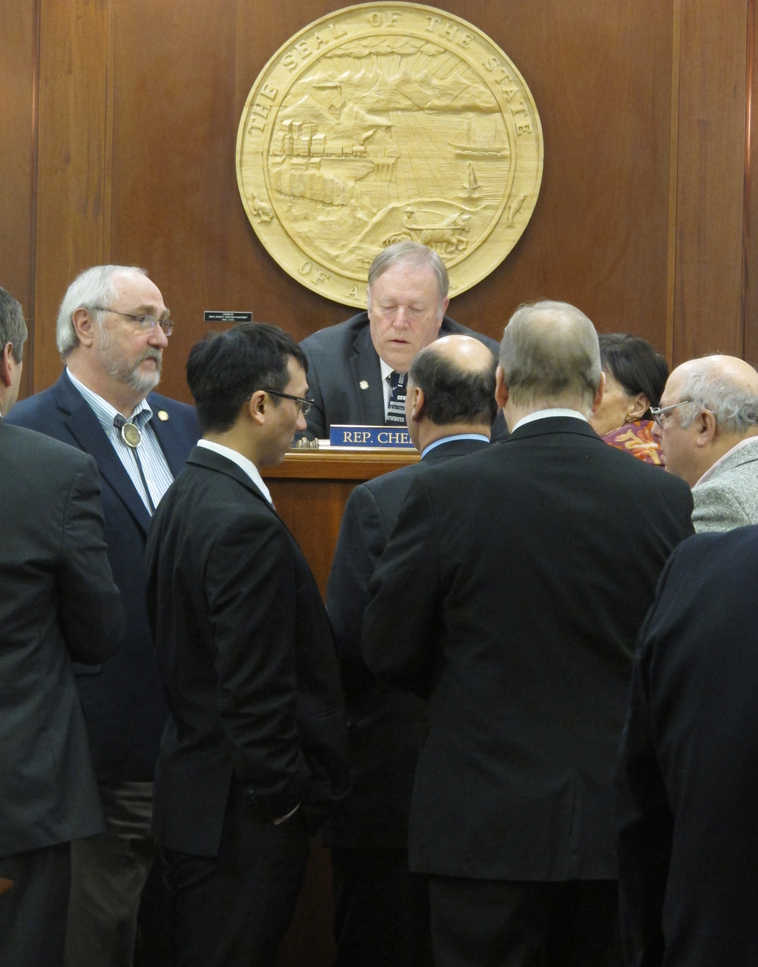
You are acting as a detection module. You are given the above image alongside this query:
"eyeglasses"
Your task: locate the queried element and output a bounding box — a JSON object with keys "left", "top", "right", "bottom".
{"left": 649, "top": 399, "right": 692, "bottom": 427}
{"left": 262, "top": 388, "right": 314, "bottom": 416}
{"left": 90, "top": 306, "right": 174, "bottom": 337}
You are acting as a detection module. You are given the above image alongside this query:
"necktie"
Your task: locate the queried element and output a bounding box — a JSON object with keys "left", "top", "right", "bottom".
{"left": 113, "top": 413, "right": 156, "bottom": 514}
{"left": 386, "top": 371, "right": 407, "bottom": 425}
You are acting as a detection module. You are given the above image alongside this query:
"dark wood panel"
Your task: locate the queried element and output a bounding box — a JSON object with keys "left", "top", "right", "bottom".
{"left": 33, "top": 0, "right": 111, "bottom": 389}
{"left": 0, "top": 0, "right": 37, "bottom": 398}
{"left": 745, "top": 0, "right": 758, "bottom": 367}
{"left": 672, "top": 0, "right": 748, "bottom": 362}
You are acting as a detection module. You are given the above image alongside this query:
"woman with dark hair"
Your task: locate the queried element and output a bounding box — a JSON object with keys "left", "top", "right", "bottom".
{"left": 590, "top": 333, "right": 668, "bottom": 465}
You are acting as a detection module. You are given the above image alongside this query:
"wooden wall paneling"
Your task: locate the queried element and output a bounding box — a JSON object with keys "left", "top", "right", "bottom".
{"left": 671, "top": 0, "right": 748, "bottom": 363}
{"left": 34, "top": 0, "right": 112, "bottom": 391}
{"left": 1, "top": 0, "right": 38, "bottom": 399}
{"left": 745, "top": 0, "right": 758, "bottom": 366}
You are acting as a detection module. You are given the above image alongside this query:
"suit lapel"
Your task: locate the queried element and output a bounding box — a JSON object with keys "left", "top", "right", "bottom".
{"left": 148, "top": 397, "right": 189, "bottom": 476}
{"left": 349, "top": 326, "right": 385, "bottom": 426}
{"left": 53, "top": 372, "right": 152, "bottom": 532}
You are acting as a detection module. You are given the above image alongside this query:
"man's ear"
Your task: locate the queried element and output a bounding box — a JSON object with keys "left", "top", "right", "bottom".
{"left": 72, "top": 307, "right": 97, "bottom": 348}
{"left": 409, "top": 385, "right": 425, "bottom": 422}
{"left": 495, "top": 365, "right": 509, "bottom": 409}
{"left": 591, "top": 371, "right": 606, "bottom": 416}
{"left": 247, "top": 390, "right": 267, "bottom": 426}
{"left": 0, "top": 342, "right": 13, "bottom": 388}
{"left": 695, "top": 408, "right": 718, "bottom": 447}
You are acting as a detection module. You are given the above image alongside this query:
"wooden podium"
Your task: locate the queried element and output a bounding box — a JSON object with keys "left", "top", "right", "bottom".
{"left": 263, "top": 447, "right": 418, "bottom": 966}
{"left": 264, "top": 448, "right": 419, "bottom": 597}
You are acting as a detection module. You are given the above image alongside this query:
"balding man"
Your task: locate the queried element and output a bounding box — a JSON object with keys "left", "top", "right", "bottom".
{"left": 653, "top": 354, "right": 758, "bottom": 531}
{"left": 363, "top": 301, "right": 693, "bottom": 967}
{"left": 326, "top": 335, "right": 496, "bottom": 967}
{"left": 300, "top": 242, "right": 501, "bottom": 438}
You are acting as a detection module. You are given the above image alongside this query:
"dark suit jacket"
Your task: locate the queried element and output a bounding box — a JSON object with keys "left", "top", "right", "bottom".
{"left": 6, "top": 370, "right": 199, "bottom": 782}
{"left": 145, "top": 446, "right": 349, "bottom": 856}
{"left": 617, "top": 525, "right": 758, "bottom": 966}
{"left": 300, "top": 312, "right": 501, "bottom": 438}
{"left": 0, "top": 422, "right": 122, "bottom": 857}
{"left": 326, "top": 437, "right": 488, "bottom": 847}
{"left": 363, "top": 417, "right": 694, "bottom": 881}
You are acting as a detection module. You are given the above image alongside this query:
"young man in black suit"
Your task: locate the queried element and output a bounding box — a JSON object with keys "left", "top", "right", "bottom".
{"left": 145, "top": 323, "right": 348, "bottom": 967}
{"left": 6, "top": 265, "right": 199, "bottom": 967}
{"left": 0, "top": 287, "right": 122, "bottom": 966}
{"left": 363, "top": 301, "right": 694, "bottom": 967}
{"left": 327, "top": 334, "right": 497, "bottom": 967}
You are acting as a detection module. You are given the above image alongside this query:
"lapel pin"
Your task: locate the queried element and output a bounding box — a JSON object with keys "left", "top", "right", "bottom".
{"left": 157, "top": 410, "right": 169, "bottom": 421}
{"left": 359, "top": 380, "right": 369, "bottom": 390}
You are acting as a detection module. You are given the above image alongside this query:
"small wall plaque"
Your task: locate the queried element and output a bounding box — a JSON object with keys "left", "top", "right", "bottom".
{"left": 204, "top": 311, "right": 253, "bottom": 323}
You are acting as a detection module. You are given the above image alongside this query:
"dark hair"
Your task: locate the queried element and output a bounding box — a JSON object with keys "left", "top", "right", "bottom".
{"left": 410, "top": 342, "right": 497, "bottom": 425}
{"left": 598, "top": 333, "right": 668, "bottom": 416}
{"left": 0, "top": 286, "right": 28, "bottom": 363}
{"left": 186, "top": 322, "right": 306, "bottom": 433}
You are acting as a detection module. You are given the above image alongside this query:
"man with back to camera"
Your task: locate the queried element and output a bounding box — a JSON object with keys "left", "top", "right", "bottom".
{"left": 0, "top": 286, "right": 123, "bottom": 965}
{"left": 652, "top": 353, "right": 758, "bottom": 531}
{"left": 144, "top": 322, "right": 349, "bottom": 967}
{"left": 299, "top": 240, "right": 502, "bottom": 437}
{"left": 616, "top": 522, "right": 758, "bottom": 965}
{"left": 6, "top": 265, "right": 199, "bottom": 966}
{"left": 362, "top": 300, "right": 694, "bottom": 967}
{"left": 326, "top": 333, "right": 497, "bottom": 967}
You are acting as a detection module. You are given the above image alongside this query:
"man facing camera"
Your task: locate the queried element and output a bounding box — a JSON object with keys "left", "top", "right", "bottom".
{"left": 0, "top": 287, "right": 122, "bottom": 966}
{"left": 145, "top": 323, "right": 348, "bottom": 967}
{"left": 327, "top": 334, "right": 496, "bottom": 967}
{"left": 653, "top": 354, "right": 758, "bottom": 531}
{"left": 6, "top": 264, "right": 199, "bottom": 967}
{"left": 300, "top": 241, "right": 500, "bottom": 438}
{"left": 363, "top": 300, "right": 693, "bottom": 967}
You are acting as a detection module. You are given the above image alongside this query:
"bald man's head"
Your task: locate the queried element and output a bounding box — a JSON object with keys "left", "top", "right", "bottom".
{"left": 656, "top": 354, "right": 758, "bottom": 485}
{"left": 405, "top": 335, "right": 497, "bottom": 445}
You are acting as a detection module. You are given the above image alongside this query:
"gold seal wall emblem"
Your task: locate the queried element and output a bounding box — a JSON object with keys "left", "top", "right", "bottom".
{"left": 236, "top": 3, "right": 543, "bottom": 307}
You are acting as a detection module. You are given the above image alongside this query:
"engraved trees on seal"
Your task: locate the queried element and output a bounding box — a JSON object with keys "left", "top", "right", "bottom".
{"left": 264, "top": 37, "right": 514, "bottom": 279}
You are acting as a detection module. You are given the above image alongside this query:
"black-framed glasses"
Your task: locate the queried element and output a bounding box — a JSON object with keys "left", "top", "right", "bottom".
{"left": 89, "top": 305, "right": 174, "bottom": 337}
{"left": 649, "top": 399, "right": 692, "bottom": 427}
{"left": 262, "top": 388, "right": 314, "bottom": 416}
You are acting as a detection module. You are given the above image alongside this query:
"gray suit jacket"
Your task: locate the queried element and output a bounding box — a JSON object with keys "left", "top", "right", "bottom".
{"left": 0, "top": 422, "right": 122, "bottom": 856}
{"left": 692, "top": 436, "right": 758, "bottom": 532}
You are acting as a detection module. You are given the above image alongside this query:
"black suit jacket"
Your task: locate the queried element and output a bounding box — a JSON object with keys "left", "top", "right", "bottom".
{"left": 0, "top": 422, "right": 122, "bottom": 856}
{"left": 7, "top": 370, "right": 199, "bottom": 782}
{"left": 326, "top": 437, "right": 488, "bottom": 847}
{"left": 145, "top": 446, "right": 349, "bottom": 856}
{"left": 363, "top": 417, "right": 694, "bottom": 880}
{"left": 617, "top": 524, "right": 758, "bottom": 966}
{"left": 300, "top": 312, "right": 501, "bottom": 438}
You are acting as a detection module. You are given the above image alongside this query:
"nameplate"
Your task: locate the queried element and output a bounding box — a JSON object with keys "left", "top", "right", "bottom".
{"left": 204, "top": 310, "right": 253, "bottom": 323}
{"left": 329, "top": 425, "right": 414, "bottom": 448}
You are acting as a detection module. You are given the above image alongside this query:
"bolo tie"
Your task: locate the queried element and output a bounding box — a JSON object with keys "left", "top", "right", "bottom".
{"left": 113, "top": 413, "right": 156, "bottom": 514}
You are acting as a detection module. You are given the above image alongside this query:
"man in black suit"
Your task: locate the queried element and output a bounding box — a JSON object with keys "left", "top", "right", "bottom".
{"left": 327, "top": 334, "right": 497, "bottom": 967}
{"left": 0, "top": 287, "right": 122, "bottom": 965}
{"left": 363, "top": 300, "right": 694, "bottom": 967}
{"left": 145, "top": 323, "right": 349, "bottom": 967}
{"left": 6, "top": 265, "right": 199, "bottom": 966}
{"left": 617, "top": 524, "right": 758, "bottom": 966}
{"left": 300, "top": 241, "right": 500, "bottom": 437}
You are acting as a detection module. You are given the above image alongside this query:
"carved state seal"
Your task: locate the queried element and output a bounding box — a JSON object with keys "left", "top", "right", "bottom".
{"left": 236, "top": 3, "right": 543, "bottom": 307}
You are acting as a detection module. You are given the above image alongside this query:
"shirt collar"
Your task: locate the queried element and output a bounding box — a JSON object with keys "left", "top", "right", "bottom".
{"left": 511, "top": 408, "right": 589, "bottom": 433}
{"left": 421, "top": 433, "right": 489, "bottom": 458}
{"left": 196, "top": 439, "right": 273, "bottom": 505}
{"left": 66, "top": 366, "right": 152, "bottom": 430}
